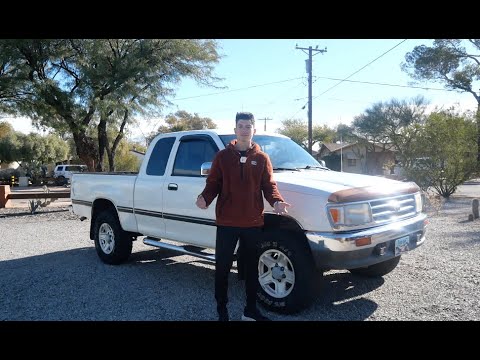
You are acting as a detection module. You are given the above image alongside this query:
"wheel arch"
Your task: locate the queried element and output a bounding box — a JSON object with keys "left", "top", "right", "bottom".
{"left": 90, "top": 199, "right": 118, "bottom": 240}
{"left": 263, "top": 213, "right": 311, "bottom": 252}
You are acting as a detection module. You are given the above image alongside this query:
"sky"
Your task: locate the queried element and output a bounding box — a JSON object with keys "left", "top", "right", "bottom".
{"left": 3, "top": 39, "right": 478, "bottom": 143}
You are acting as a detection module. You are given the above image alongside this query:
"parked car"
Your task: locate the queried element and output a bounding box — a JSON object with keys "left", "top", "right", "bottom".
{"left": 53, "top": 164, "right": 87, "bottom": 185}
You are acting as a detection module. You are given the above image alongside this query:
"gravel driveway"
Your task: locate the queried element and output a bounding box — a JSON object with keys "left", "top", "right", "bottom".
{"left": 1, "top": 196, "right": 479, "bottom": 321}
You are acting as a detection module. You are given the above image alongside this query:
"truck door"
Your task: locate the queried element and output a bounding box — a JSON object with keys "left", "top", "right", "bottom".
{"left": 134, "top": 136, "right": 176, "bottom": 238}
{"left": 163, "top": 135, "right": 219, "bottom": 248}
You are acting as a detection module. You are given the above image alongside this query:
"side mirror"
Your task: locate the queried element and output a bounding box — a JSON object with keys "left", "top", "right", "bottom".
{"left": 200, "top": 162, "right": 212, "bottom": 176}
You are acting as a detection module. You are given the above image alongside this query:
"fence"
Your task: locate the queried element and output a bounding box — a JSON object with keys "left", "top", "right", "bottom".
{"left": 0, "top": 185, "right": 70, "bottom": 208}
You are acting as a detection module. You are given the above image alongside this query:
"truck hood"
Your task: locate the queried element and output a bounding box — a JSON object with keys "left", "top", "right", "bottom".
{"left": 274, "top": 169, "right": 418, "bottom": 201}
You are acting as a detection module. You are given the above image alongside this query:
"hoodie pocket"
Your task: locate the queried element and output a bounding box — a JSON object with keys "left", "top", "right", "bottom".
{"left": 217, "top": 193, "right": 231, "bottom": 214}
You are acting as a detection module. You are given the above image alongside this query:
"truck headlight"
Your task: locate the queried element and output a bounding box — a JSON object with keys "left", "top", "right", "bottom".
{"left": 414, "top": 193, "right": 423, "bottom": 212}
{"left": 328, "top": 203, "right": 372, "bottom": 228}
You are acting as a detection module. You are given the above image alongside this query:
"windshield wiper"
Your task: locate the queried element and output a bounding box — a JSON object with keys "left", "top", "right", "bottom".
{"left": 273, "top": 167, "right": 300, "bottom": 171}
{"left": 297, "top": 165, "right": 329, "bottom": 170}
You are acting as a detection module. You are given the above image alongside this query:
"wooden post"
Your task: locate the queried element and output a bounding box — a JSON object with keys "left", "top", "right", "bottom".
{"left": 473, "top": 199, "right": 479, "bottom": 219}
{"left": 0, "top": 185, "right": 12, "bottom": 208}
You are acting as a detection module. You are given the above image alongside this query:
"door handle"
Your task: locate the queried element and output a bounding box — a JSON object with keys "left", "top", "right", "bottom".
{"left": 168, "top": 183, "right": 178, "bottom": 191}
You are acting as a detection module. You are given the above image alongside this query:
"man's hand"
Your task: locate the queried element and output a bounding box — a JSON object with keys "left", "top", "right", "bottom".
{"left": 196, "top": 195, "right": 208, "bottom": 209}
{"left": 273, "top": 201, "right": 291, "bottom": 215}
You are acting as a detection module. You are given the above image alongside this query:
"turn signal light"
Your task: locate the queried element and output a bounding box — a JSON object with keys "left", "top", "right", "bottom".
{"left": 330, "top": 208, "right": 340, "bottom": 223}
{"left": 355, "top": 236, "right": 371, "bottom": 247}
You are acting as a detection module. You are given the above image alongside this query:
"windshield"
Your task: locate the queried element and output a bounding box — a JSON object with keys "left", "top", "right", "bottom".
{"left": 219, "top": 134, "right": 325, "bottom": 170}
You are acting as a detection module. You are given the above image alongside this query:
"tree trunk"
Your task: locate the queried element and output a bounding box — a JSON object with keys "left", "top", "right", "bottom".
{"left": 106, "top": 109, "right": 129, "bottom": 172}
{"left": 73, "top": 133, "right": 98, "bottom": 172}
{"left": 477, "top": 103, "right": 480, "bottom": 166}
{"left": 107, "top": 148, "right": 115, "bottom": 172}
{"left": 97, "top": 119, "right": 108, "bottom": 172}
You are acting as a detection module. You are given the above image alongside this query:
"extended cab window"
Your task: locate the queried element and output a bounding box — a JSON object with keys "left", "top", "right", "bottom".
{"left": 65, "top": 166, "right": 82, "bottom": 171}
{"left": 173, "top": 138, "right": 217, "bottom": 177}
{"left": 146, "top": 137, "right": 175, "bottom": 176}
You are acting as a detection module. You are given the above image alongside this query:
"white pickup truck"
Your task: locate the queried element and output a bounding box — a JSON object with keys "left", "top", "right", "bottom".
{"left": 71, "top": 130, "right": 427, "bottom": 314}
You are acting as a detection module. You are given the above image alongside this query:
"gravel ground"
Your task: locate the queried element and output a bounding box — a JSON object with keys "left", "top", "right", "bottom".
{"left": 0, "top": 198, "right": 479, "bottom": 321}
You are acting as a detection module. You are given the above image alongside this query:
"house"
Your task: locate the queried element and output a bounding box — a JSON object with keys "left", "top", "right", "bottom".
{"left": 317, "top": 142, "right": 397, "bottom": 176}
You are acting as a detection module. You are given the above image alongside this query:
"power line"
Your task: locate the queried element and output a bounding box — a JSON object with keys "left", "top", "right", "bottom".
{"left": 313, "top": 39, "right": 407, "bottom": 100}
{"left": 313, "top": 76, "right": 456, "bottom": 92}
{"left": 174, "top": 77, "right": 304, "bottom": 101}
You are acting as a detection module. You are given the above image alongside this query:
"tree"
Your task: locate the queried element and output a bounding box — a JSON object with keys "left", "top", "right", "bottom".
{"left": 404, "top": 109, "right": 477, "bottom": 197}
{"left": 277, "top": 119, "right": 334, "bottom": 148}
{"left": 0, "top": 39, "right": 222, "bottom": 171}
{"left": 105, "top": 138, "right": 142, "bottom": 172}
{"left": 0, "top": 131, "right": 20, "bottom": 163}
{"left": 0, "top": 131, "right": 68, "bottom": 180}
{"left": 402, "top": 39, "right": 480, "bottom": 165}
{"left": 0, "top": 120, "right": 14, "bottom": 139}
{"left": 351, "top": 96, "right": 429, "bottom": 170}
{"left": 145, "top": 110, "right": 217, "bottom": 144}
{"left": 157, "top": 110, "right": 217, "bottom": 133}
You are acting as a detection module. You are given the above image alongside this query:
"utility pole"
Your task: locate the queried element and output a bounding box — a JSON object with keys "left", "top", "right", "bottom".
{"left": 258, "top": 117, "right": 273, "bottom": 132}
{"left": 296, "top": 44, "right": 327, "bottom": 155}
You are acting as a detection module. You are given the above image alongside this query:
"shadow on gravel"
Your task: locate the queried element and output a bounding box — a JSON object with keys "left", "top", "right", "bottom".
{"left": 286, "top": 271, "right": 383, "bottom": 321}
{"left": 0, "top": 245, "right": 384, "bottom": 321}
{"left": 0, "top": 208, "right": 69, "bottom": 218}
{"left": 450, "top": 230, "right": 480, "bottom": 246}
{"left": 0, "top": 247, "right": 217, "bottom": 321}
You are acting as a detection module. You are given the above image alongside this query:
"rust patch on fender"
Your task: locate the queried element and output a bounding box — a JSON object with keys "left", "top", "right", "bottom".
{"left": 328, "top": 182, "right": 419, "bottom": 203}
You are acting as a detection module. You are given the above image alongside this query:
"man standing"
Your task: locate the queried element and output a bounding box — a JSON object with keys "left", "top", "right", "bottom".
{"left": 196, "top": 112, "right": 290, "bottom": 321}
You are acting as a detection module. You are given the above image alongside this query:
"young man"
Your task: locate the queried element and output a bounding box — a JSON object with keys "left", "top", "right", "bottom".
{"left": 196, "top": 112, "right": 290, "bottom": 321}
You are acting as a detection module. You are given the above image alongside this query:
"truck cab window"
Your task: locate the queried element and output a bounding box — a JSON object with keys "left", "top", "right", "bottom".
{"left": 146, "top": 137, "right": 175, "bottom": 176}
{"left": 173, "top": 139, "right": 217, "bottom": 177}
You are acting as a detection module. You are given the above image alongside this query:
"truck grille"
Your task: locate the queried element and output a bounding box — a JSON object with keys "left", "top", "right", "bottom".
{"left": 370, "top": 194, "right": 417, "bottom": 224}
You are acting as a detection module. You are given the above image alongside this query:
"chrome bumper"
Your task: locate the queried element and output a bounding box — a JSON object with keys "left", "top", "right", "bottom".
{"left": 305, "top": 213, "right": 428, "bottom": 270}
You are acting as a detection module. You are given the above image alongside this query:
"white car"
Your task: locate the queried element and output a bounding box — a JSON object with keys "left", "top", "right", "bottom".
{"left": 53, "top": 164, "right": 87, "bottom": 185}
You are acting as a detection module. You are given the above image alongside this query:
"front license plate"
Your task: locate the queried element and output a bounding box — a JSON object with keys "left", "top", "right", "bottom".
{"left": 395, "top": 236, "right": 410, "bottom": 256}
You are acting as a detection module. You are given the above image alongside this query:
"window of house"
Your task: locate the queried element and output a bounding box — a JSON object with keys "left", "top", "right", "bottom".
{"left": 347, "top": 159, "right": 357, "bottom": 167}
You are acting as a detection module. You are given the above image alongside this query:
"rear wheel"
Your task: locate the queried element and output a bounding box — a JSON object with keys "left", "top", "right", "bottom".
{"left": 93, "top": 210, "right": 132, "bottom": 264}
{"left": 55, "top": 176, "right": 66, "bottom": 186}
{"left": 349, "top": 256, "right": 401, "bottom": 277}
{"left": 256, "top": 230, "right": 318, "bottom": 314}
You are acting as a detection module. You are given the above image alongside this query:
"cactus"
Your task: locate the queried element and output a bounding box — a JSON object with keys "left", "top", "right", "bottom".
{"left": 28, "top": 186, "right": 59, "bottom": 214}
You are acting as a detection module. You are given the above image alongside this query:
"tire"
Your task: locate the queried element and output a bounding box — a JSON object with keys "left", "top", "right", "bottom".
{"left": 56, "top": 176, "right": 66, "bottom": 186}
{"left": 256, "top": 230, "right": 317, "bottom": 314}
{"left": 93, "top": 210, "right": 132, "bottom": 265}
{"left": 349, "top": 256, "right": 401, "bottom": 277}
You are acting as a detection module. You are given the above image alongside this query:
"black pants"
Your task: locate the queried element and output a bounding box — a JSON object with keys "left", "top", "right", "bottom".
{"left": 215, "top": 226, "right": 262, "bottom": 311}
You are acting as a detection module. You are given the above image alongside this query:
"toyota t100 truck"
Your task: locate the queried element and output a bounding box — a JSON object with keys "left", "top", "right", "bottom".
{"left": 71, "top": 130, "right": 427, "bottom": 314}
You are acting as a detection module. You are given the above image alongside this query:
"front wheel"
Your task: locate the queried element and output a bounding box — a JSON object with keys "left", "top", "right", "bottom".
{"left": 93, "top": 210, "right": 132, "bottom": 265}
{"left": 256, "top": 230, "right": 318, "bottom": 314}
{"left": 349, "top": 256, "right": 401, "bottom": 277}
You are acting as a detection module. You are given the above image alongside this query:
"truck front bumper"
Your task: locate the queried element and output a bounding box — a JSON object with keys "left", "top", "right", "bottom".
{"left": 305, "top": 213, "right": 428, "bottom": 270}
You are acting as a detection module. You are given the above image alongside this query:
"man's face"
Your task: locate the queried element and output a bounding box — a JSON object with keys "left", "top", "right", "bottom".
{"left": 234, "top": 119, "right": 256, "bottom": 141}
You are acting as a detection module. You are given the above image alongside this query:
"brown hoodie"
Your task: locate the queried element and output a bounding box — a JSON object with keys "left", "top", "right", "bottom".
{"left": 200, "top": 140, "right": 284, "bottom": 227}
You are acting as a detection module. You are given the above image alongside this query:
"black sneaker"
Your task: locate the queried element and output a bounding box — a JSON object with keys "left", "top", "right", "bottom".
{"left": 241, "top": 308, "right": 271, "bottom": 321}
{"left": 218, "top": 307, "right": 229, "bottom": 321}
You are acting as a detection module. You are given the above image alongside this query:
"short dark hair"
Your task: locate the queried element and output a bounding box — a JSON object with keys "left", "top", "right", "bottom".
{"left": 235, "top": 112, "right": 255, "bottom": 126}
